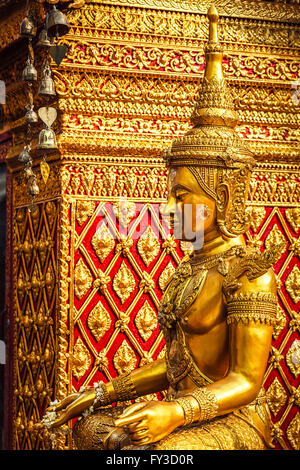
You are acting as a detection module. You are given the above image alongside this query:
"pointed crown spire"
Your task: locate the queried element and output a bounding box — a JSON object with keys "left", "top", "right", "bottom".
{"left": 166, "top": 5, "right": 255, "bottom": 169}
{"left": 191, "top": 5, "right": 238, "bottom": 128}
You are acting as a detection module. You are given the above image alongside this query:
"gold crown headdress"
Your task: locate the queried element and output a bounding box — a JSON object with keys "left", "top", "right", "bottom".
{"left": 166, "top": 5, "right": 255, "bottom": 171}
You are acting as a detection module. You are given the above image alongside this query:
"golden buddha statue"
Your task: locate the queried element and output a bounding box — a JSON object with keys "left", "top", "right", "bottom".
{"left": 42, "top": 5, "right": 283, "bottom": 450}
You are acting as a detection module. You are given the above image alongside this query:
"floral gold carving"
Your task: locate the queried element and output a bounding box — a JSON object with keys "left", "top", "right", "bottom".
{"left": 93, "top": 270, "right": 111, "bottom": 292}
{"left": 88, "top": 0, "right": 300, "bottom": 23}
{"left": 286, "top": 413, "right": 300, "bottom": 450}
{"left": 76, "top": 200, "right": 95, "bottom": 226}
{"left": 113, "top": 340, "right": 137, "bottom": 375}
{"left": 289, "top": 311, "right": 300, "bottom": 333}
{"left": 162, "top": 235, "right": 177, "bottom": 254}
{"left": 139, "top": 272, "right": 155, "bottom": 292}
{"left": 74, "top": 258, "right": 93, "bottom": 300}
{"left": 285, "top": 265, "right": 300, "bottom": 304}
{"left": 159, "top": 262, "right": 176, "bottom": 291}
{"left": 72, "top": 338, "right": 91, "bottom": 380}
{"left": 266, "top": 377, "right": 287, "bottom": 416}
{"left": 247, "top": 206, "right": 266, "bottom": 232}
{"left": 87, "top": 302, "right": 111, "bottom": 342}
{"left": 286, "top": 340, "right": 300, "bottom": 378}
{"left": 91, "top": 223, "right": 115, "bottom": 262}
{"left": 137, "top": 226, "right": 160, "bottom": 267}
{"left": 286, "top": 208, "right": 300, "bottom": 233}
{"left": 265, "top": 225, "right": 287, "bottom": 256}
{"left": 135, "top": 301, "right": 158, "bottom": 341}
{"left": 63, "top": 39, "right": 299, "bottom": 82}
{"left": 273, "top": 305, "right": 286, "bottom": 340}
{"left": 113, "top": 200, "right": 136, "bottom": 227}
{"left": 113, "top": 261, "right": 136, "bottom": 303}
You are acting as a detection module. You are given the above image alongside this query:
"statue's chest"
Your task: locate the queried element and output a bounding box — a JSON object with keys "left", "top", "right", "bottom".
{"left": 158, "top": 262, "right": 223, "bottom": 334}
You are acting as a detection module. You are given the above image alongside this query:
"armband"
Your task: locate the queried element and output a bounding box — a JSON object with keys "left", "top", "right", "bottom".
{"left": 226, "top": 292, "right": 277, "bottom": 326}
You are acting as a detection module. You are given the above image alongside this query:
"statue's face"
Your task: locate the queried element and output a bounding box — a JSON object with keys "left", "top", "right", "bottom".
{"left": 163, "top": 166, "right": 218, "bottom": 246}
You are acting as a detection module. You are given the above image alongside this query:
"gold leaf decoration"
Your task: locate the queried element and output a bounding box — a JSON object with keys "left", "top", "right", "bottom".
{"left": 87, "top": 302, "right": 111, "bottom": 342}
{"left": 135, "top": 300, "right": 157, "bottom": 341}
{"left": 137, "top": 226, "right": 160, "bottom": 266}
{"left": 285, "top": 265, "right": 300, "bottom": 304}
{"left": 113, "top": 200, "right": 136, "bottom": 227}
{"left": 265, "top": 225, "right": 287, "bottom": 255}
{"left": 180, "top": 240, "right": 193, "bottom": 258}
{"left": 286, "top": 413, "right": 300, "bottom": 450}
{"left": 248, "top": 206, "right": 266, "bottom": 232}
{"left": 113, "top": 261, "right": 136, "bottom": 303}
{"left": 91, "top": 223, "right": 115, "bottom": 262}
{"left": 135, "top": 393, "right": 158, "bottom": 402}
{"left": 113, "top": 340, "right": 137, "bottom": 375}
{"left": 266, "top": 377, "right": 287, "bottom": 416}
{"left": 273, "top": 305, "right": 287, "bottom": 339}
{"left": 286, "top": 339, "right": 300, "bottom": 378}
{"left": 159, "top": 262, "right": 175, "bottom": 291}
{"left": 286, "top": 208, "right": 300, "bottom": 232}
{"left": 72, "top": 338, "right": 91, "bottom": 380}
{"left": 76, "top": 200, "right": 95, "bottom": 226}
{"left": 74, "top": 258, "right": 93, "bottom": 299}
{"left": 157, "top": 345, "right": 167, "bottom": 360}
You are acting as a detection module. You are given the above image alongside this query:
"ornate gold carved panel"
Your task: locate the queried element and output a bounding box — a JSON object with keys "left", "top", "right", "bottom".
{"left": 1, "top": 0, "right": 299, "bottom": 450}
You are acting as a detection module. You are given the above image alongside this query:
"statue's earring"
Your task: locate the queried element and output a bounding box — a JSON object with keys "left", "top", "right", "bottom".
{"left": 196, "top": 204, "right": 211, "bottom": 221}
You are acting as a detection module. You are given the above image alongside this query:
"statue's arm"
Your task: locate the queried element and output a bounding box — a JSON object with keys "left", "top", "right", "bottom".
{"left": 44, "top": 358, "right": 168, "bottom": 427}
{"left": 181, "top": 268, "right": 277, "bottom": 423}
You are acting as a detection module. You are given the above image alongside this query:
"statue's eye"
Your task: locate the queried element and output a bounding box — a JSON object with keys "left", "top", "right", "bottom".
{"left": 175, "top": 191, "right": 187, "bottom": 201}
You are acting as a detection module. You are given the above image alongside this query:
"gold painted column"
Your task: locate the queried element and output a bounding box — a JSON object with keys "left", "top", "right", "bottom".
{"left": 0, "top": 0, "right": 299, "bottom": 450}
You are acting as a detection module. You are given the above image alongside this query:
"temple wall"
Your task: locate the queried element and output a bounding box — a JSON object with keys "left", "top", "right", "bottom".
{"left": 0, "top": 0, "right": 299, "bottom": 450}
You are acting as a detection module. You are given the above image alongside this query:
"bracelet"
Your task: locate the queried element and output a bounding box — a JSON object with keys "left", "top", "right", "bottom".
{"left": 112, "top": 372, "right": 138, "bottom": 402}
{"left": 93, "top": 381, "right": 110, "bottom": 407}
{"left": 175, "top": 396, "right": 199, "bottom": 426}
{"left": 188, "top": 388, "right": 219, "bottom": 422}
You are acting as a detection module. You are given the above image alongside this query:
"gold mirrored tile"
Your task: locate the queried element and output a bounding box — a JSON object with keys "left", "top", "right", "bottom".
{"left": 137, "top": 226, "right": 160, "bottom": 266}
{"left": 87, "top": 302, "right": 111, "bottom": 342}
{"left": 91, "top": 223, "right": 115, "bottom": 262}
{"left": 113, "top": 261, "right": 136, "bottom": 303}
{"left": 135, "top": 300, "right": 158, "bottom": 341}
{"left": 74, "top": 258, "right": 93, "bottom": 300}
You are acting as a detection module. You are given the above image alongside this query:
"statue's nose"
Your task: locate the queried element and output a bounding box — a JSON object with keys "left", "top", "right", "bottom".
{"left": 160, "top": 195, "right": 176, "bottom": 217}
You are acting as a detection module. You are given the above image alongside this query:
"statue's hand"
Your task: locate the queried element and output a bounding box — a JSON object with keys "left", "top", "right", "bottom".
{"left": 114, "top": 400, "right": 185, "bottom": 446}
{"left": 43, "top": 389, "right": 96, "bottom": 428}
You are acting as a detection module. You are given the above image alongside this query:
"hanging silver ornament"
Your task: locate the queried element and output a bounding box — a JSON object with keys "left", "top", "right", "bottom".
{"left": 18, "top": 146, "right": 32, "bottom": 164}
{"left": 38, "top": 127, "right": 58, "bottom": 149}
{"left": 22, "top": 59, "right": 38, "bottom": 82}
{"left": 20, "top": 16, "right": 37, "bottom": 37}
{"left": 46, "top": 6, "right": 70, "bottom": 38}
{"left": 28, "top": 176, "right": 40, "bottom": 197}
{"left": 37, "top": 28, "right": 52, "bottom": 48}
{"left": 25, "top": 104, "right": 38, "bottom": 124}
{"left": 38, "top": 64, "right": 56, "bottom": 96}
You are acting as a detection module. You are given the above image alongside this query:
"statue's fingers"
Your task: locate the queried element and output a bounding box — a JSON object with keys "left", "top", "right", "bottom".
{"left": 118, "top": 402, "right": 147, "bottom": 418}
{"left": 48, "top": 394, "right": 78, "bottom": 412}
{"left": 127, "top": 421, "right": 148, "bottom": 433}
{"left": 131, "top": 436, "right": 151, "bottom": 446}
{"left": 114, "top": 409, "right": 145, "bottom": 427}
{"left": 131, "top": 429, "right": 148, "bottom": 440}
{"left": 50, "top": 412, "right": 70, "bottom": 429}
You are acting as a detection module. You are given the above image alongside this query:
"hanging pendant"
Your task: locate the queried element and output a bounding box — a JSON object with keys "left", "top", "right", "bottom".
{"left": 49, "top": 44, "right": 67, "bottom": 66}
{"left": 40, "top": 157, "right": 50, "bottom": 185}
{"left": 38, "top": 107, "right": 57, "bottom": 127}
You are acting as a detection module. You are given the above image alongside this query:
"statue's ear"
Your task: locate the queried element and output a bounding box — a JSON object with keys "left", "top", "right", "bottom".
{"left": 215, "top": 182, "right": 236, "bottom": 238}
{"left": 216, "top": 182, "right": 230, "bottom": 212}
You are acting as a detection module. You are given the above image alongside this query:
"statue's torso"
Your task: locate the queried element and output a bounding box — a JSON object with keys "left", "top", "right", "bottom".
{"left": 158, "top": 244, "right": 249, "bottom": 397}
